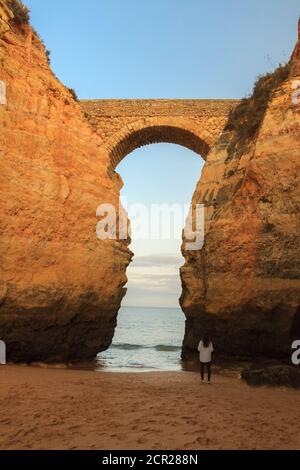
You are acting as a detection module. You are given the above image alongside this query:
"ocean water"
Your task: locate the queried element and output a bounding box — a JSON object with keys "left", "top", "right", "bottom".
{"left": 96, "top": 306, "right": 185, "bottom": 372}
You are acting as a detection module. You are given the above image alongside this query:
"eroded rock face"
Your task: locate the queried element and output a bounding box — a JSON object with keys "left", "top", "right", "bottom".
{"left": 180, "top": 23, "right": 300, "bottom": 360}
{"left": 0, "top": 1, "right": 13, "bottom": 36}
{"left": 291, "top": 18, "right": 300, "bottom": 77}
{"left": 242, "top": 366, "right": 300, "bottom": 389}
{"left": 0, "top": 3, "right": 131, "bottom": 362}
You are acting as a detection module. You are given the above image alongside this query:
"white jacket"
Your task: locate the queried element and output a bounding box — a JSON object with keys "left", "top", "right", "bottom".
{"left": 197, "top": 340, "right": 214, "bottom": 363}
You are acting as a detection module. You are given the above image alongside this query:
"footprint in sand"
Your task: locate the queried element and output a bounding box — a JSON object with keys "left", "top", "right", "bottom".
{"left": 137, "top": 437, "right": 148, "bottom": 444}
{"left": 130, "top": 425, "right": 138, "bottom": 431}
{"left": 0, "top": 419, "right": 12, "bottom": 425}
{"left": 67, "top": 425, "right": 81, "bottom": 432}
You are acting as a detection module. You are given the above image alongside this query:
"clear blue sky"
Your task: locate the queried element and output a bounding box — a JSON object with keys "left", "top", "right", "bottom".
{"left": 25, "top": 0, "right": 299, "bottom": 99}
{"left": 24, "top": 1, "right": 299, "bottom": 307}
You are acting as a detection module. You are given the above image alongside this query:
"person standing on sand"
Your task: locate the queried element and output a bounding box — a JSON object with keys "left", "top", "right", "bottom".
{"left": 198, "top": 335, "right": 214, "bottom": 384}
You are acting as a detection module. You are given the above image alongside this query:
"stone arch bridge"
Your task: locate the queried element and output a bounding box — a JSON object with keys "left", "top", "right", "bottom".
{"left": 80, "top": 99, "right": 239, "bottom": 173}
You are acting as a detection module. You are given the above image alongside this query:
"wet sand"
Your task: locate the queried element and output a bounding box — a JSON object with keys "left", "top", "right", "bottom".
{"left": 0, "top": 365, "right": 299, "bottom": 450}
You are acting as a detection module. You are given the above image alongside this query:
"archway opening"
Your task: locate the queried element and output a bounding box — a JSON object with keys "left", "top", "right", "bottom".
{"left": 108, "top": 125, "right": 210, "bottom": 170}
{"left": 99, "top": 130, "right": 208, "bottom": 371}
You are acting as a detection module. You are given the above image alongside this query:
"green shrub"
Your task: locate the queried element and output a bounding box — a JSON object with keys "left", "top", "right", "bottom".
{"left": 45, "top": 49, "right": 51, "bottom": 65}
{"left": 67, "top": 88, "right": 78, "bottom": 102}
{"left": 225, "top": 62, "right": 291, "bottom": 160}
{"left": 10, "top": 0, "right": 30, "bottom": 25}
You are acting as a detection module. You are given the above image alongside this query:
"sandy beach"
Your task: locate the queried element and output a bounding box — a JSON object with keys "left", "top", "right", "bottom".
{"left": 0, "top": 365, "right": 299, "bottom": 450}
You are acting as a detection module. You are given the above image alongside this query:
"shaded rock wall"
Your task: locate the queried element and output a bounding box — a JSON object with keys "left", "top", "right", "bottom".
{"left": 0, "top": 2, "right": 131, "bottom": 362}
{"left": 180, "top": 21, "right": 300, "bottom": 360}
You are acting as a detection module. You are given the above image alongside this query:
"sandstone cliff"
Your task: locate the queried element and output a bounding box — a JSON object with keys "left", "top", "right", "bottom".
{"left": 180, "top": 20, "right": 300, "bottom": 360}
{"left": 0, "top": 1, "right": 131, "bottom": 362}
{"left": 1, "top": 1, "right": 299, "bottom": 364}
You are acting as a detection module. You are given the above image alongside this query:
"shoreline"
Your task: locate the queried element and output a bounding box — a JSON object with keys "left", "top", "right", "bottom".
{"left": 3, "top": 358, "right": 251, "bottom": 375}
{"left": 1, "top": 365, "right": 300, "bottom": 450}
{"left": 4, "top": 354, "right": 278, "bottom": 374}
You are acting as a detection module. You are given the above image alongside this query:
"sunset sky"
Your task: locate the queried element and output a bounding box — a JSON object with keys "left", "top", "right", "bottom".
{"left": 24, "top": 0, "right": 300, "bottom": 307}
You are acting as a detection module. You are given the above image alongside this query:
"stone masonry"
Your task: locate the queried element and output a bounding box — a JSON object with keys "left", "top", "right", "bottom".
{"left": 80, "top": 99, "right": 239, "bottom": 171}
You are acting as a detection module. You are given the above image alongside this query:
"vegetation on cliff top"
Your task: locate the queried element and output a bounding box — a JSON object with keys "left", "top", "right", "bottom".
{"left": 225, "top": 61, "right": 291, "bottom": 160}
{"left": 8, "top": 1, "right": 79, "bottom": 103}
{"left": 9, "top": 0, "right": 30, "bottom": 25}
{"left": 67, "top": 88, "right": 79, "bottom": 102}
{"left": 45, "top": 49, "right": 51, "bottom": 65}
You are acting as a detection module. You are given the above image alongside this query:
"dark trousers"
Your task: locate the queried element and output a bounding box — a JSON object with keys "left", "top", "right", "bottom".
{"left": 200, "top": 362, "right": 211, "bottom": 381}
